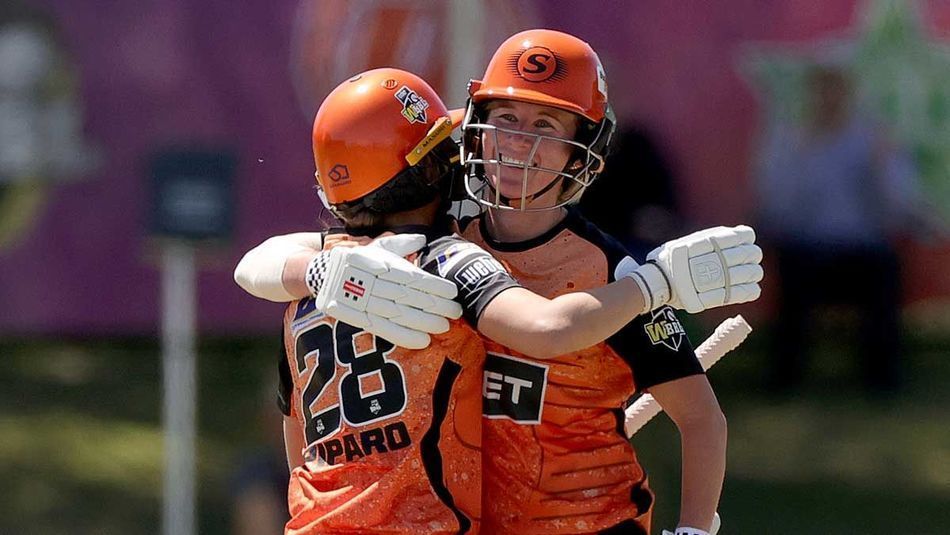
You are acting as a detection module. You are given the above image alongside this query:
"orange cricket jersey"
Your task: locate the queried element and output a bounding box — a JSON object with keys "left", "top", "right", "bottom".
{"left": 461, "top": 209, "right": 704, "bottom": 535}
{"left": 278, "top": 229, "right": 521, "bottom": 534}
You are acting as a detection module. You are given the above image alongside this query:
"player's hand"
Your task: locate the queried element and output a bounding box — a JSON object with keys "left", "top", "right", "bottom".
{"left": 306, "top": 234, "right": 462, "bottom": 349}
{"left": 619, "top": 225, "right": 763, "bottom": 313}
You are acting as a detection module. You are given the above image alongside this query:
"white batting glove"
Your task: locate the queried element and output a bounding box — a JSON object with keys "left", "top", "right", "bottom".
{"left": 662, "top": 529, "right": 708, "bottom": 535}
{"left": 619, "top": 225, "right": 763, "bottom": 314}
{"left": 306, "top": 234, "right": 462, "bottom": 349}
{"left": 662, "top": 512, "right": 721, "bottom": 535}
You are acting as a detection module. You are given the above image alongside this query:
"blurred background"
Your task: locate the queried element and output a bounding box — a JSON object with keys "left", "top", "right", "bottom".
{"left": 1, "top": 0, "right": 949, "bottom": 533}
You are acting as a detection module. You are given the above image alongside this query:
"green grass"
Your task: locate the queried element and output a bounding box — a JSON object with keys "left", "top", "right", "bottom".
{"left": 1, "top": 323, "right": 949, "bottom": 534}
{"left": 0, "top": 337, "right": 278, "bottom": 534}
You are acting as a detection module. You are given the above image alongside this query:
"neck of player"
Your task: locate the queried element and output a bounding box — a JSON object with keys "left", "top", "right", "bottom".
{"left": 484, "top": 205, "right": 568, "bottom": 244}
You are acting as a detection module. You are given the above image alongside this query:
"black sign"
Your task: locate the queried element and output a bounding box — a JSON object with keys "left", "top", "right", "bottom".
{"left": 150, "top": 149, "right": 236, "bottom": 240}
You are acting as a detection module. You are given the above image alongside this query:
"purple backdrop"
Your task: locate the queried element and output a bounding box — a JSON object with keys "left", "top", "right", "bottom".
{"left": 1, "top": 0, "right": 947, "bottom": 335}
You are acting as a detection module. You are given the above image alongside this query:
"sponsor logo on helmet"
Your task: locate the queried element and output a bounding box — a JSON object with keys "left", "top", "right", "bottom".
{"left": 508, "top": 46, "right": 567, "bottom": 83}
{"left": 381, "top": 78, "right": 398, "bottom": 90}
{"left": 595, "top": 58, "right": 608, "bottom": 99}
{"left": 327, "top": 164, "right": 350, "bottom": 186}
{"left": 643, "top": 307, "right": 686, "bottom": 351}
{"left": 394, "top": 85, "right": 429, "bottom": 124}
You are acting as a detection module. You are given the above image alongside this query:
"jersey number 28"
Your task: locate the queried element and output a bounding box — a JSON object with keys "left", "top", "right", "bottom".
{"left": 295, "top": 322, "right": 407, "bottom": 444}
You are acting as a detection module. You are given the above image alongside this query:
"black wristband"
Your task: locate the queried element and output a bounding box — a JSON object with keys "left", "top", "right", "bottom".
{"left": 305, "top": 252, "right": 331, "bottom": 297}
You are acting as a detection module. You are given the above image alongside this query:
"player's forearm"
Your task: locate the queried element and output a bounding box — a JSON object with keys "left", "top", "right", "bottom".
{"left": 234, "top": 233, "right": 322, "bottom": 302}
{"left": 677, "top": 410, "right": 727, "bottom": 531}
{"left": 281, "top": 250, "right": 319, "bottom": 299}
{"left": 542, "top": 277, "right": 648, "bottom": 354}
{"left": 479, "top": 278, "right": 646, "bottom": 359}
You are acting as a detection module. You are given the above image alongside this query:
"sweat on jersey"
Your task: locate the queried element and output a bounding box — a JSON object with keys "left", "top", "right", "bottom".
{"left": 460, "top": 208, "right": 704, "bottom": 535}
{"left": 277, "top": 227, "right": 520, "bottom": 535}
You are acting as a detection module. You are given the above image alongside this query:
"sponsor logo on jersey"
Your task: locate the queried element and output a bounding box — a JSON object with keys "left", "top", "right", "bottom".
{"left": 643, "top": 307, "right": 686, "bottom": 351}
{"left": 453, "top": 254, "right": 507, "bottom": 293}
{"left": 291, "top": 298, "right": 328, "bottom": 331}
{"left": 394, "top": 85, "right": 429, "bottom": 124}
{"left": 434, "top": 242, "right": 479, "bottom": 276}
{"left": 483, "top": 353, "right": 548, "bottom": 424}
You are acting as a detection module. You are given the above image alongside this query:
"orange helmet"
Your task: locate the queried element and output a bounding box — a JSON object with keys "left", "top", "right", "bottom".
{"left": 468, "top": 28, "right": 609, "bottom": 123}
{"left": 312, "top": 68, "right": 459, "bottom": 209}
{"left": 461, "top": 29, "right": 616, "bottom": 211}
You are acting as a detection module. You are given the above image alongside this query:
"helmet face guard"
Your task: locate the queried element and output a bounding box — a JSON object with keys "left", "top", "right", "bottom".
{"left": 459, "top": 29, "right": 616, "bottom": 212}
{"left": 460, "top": 103, "right": 611, "bottom": 211}
{"left": 460, "top": 98, "right": 615, "bottom": 212}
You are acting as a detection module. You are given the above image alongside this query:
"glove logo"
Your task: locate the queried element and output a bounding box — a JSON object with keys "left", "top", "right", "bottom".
{"left": 394, "top": 85, "right": 429, "bottom": 124}
{"left": 483, "top": 353, "right": 548, "bottom": 424}
{"left": 643, "top": 307, "right": 686, "bottom": 352}
{"left": 693, "top": 259, "right": 723, "bottom": 288}
{"left": 342, "top": 276, "right": 366, "bottom": 301}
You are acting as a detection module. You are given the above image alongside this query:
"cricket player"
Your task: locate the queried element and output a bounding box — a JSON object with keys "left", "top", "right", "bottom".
{"left": 240, "top": 33, "right": 762, "bottom": 534}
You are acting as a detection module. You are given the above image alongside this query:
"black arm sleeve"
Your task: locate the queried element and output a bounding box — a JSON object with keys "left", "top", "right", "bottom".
{"left": 419, "top": 235, "right": 522, "bottom": 325}
{"left": 607, "top": 306, "right": 704, "bottom": 393}
{"left": 561, "top": 210, "right": 703, "bottom": 392}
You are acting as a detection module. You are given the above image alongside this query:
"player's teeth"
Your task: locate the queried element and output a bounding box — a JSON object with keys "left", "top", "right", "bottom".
{"left": 501, "top": 156, "right": 526, "bottom": 165}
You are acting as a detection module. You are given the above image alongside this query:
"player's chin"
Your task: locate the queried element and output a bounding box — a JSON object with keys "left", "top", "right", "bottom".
{"left": 492, "top": 175, "right": 545, "bottom": 199}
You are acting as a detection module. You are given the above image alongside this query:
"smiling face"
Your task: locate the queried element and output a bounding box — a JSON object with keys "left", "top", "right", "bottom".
{"left": 479, "top": 99, "right": 581, "bottom": 205}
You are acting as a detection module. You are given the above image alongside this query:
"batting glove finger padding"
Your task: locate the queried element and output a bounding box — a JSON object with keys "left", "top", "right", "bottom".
{"left": 370, "top": 279, "right": 463, "bottom": 319}
{"left": 362, "top": 296, "right": 452, "bottom": 334}
{"left": 626, "top": 225, "right": 764, "bottom": 313}
{"left": 370, "top": 233, "right": 428, "bottom": 258}
{"left": 308, "top": 239, "right": 462, "bottom": 349}
{"left": 325, "top": 300, "right": 432, "bottom": 350}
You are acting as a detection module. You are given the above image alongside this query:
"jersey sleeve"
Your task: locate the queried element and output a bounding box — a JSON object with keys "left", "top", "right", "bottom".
{"left": 561, "top": 210, "right": 704, "bottom": 392}
{"left": 277, "top": 328, "right": 293, "bottom": 417}
{"left": 419, "top": 235, "right": 522, "bottom": 325}
{"left": 606, "top": 305, "right": 704, "bottom": 393}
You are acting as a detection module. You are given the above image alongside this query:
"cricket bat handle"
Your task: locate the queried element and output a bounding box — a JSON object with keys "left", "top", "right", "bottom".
{"left": 624, "top": 315, "right": 752, "bottom": 437}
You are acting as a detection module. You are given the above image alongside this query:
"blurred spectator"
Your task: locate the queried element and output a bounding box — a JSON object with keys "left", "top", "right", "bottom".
{"left": 756, "top": 63, "right": 930, "bottom": 394}
{"left": 0, "top": 0, "right": 97, "bottom": 250}
{"left": 229, "top": 376, "right": 289, "bottom": 535}
{"left": 579, "top": 124, "right": 683, "bottom": 259}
